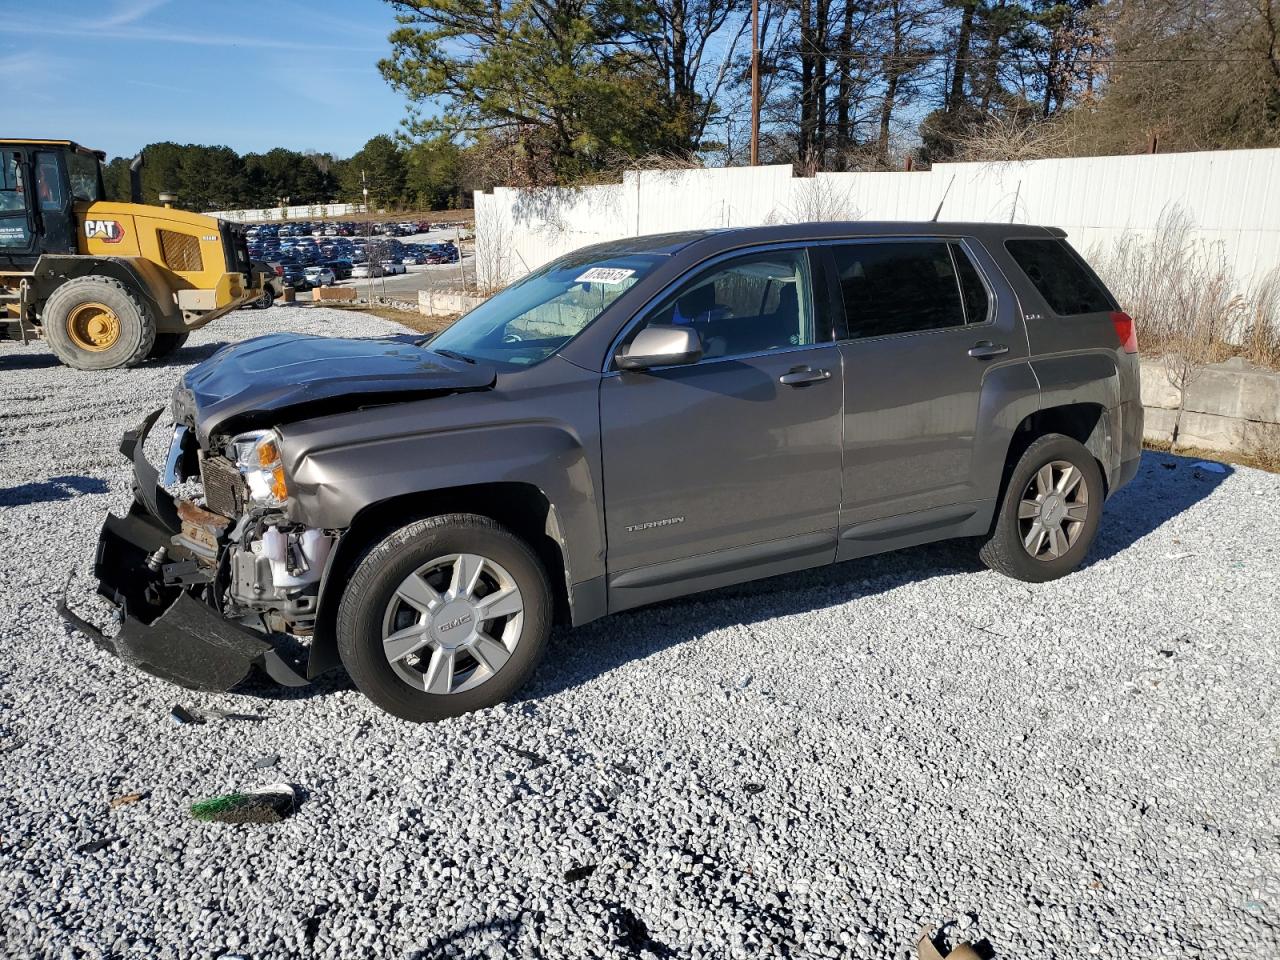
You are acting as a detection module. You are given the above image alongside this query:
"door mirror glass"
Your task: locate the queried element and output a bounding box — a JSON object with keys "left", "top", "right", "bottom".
{"left": 616, "top": 324, "right": 704, "bottom": 370}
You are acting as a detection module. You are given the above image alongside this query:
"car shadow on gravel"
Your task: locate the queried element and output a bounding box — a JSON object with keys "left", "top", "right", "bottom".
{"left": 1085, "top": 449, "right": 1231, "bottom": 564}
{"left": 525, "top": 451, "right": 1232, "bottom": 702}
{"left": 145, "top": 341, "right": 230, "bottom": 367}
{"left": 0, "top": 474, "right": 109, "bottom": 506}
{"left": 0, "top": 350, "right": 63, "bottom": 371}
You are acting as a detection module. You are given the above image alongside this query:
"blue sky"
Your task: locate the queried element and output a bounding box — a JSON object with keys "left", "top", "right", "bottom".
{"left": 2, "top": 0, "right": 413, "bottom": 160}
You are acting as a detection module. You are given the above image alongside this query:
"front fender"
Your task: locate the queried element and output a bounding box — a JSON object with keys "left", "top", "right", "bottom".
{"left": 283, "top": 418, "right": 604, "bottom": 583}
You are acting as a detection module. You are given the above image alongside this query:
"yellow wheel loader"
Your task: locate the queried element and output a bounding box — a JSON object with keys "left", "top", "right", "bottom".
{"left": 0, "top": 139, "right": 266, "bottom": 370}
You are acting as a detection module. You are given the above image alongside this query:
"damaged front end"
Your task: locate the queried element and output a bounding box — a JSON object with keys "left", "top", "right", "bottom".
{"left": 60, "top": 409, "right": 336, "bottom": 692}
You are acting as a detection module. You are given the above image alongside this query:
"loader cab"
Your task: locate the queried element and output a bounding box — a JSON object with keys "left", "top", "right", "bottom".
{"left": 0, "top": 140, "right": 105, "bottom": 268}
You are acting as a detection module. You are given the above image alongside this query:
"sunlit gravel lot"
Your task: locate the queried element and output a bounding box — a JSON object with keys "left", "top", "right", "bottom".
{"left": 1, "top": 306, "right": 1277, "bottom": 959}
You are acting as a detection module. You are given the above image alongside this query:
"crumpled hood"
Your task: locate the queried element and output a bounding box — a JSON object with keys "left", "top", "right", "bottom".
{"left": 173, "top": 333, "right": 496, "bottom": 445}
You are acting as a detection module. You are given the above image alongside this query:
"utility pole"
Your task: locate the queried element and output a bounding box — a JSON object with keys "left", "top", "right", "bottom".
{"left": 750, "top": 0, "right": 761, "bottom": 166}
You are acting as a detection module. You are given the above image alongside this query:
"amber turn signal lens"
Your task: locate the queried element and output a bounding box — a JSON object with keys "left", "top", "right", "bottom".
{"left": 269, "top": 466, "right": 288, "bottom": 501}
{"left": 257, "top": 438, "right": 281, "bottom": 468}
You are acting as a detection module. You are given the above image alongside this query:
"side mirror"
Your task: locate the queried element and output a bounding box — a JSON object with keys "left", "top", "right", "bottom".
{"left": 616, "top": 324, "right": 703, "bottom": 371}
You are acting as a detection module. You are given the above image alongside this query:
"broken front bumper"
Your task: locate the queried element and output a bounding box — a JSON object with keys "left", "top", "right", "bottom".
{"left": 58, "top": 409, "right": 309, "bottom": 692}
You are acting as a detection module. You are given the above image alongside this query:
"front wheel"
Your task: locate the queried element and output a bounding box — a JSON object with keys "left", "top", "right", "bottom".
{"left": 41, "top": 276, "right": 156, "bottom": 370}
{"left": 336, "top": 514, "right": 552, "bottom": 722}
{"left": 979, "top": 433, "right": 1104, "bottom": 583}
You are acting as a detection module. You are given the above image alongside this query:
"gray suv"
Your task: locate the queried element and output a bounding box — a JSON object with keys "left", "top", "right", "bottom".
{"left": 66, "top": 223, "right": 1142, "bottom": 722}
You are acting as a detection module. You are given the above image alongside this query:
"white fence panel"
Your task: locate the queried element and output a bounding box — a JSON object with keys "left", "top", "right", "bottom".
{"left": 473, "top": 148, "right": 1280, "bottom": 299}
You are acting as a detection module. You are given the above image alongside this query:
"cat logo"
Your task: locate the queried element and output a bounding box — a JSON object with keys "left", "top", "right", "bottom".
{"left": 84, "top": 219, "right": 125, "bottom": 243}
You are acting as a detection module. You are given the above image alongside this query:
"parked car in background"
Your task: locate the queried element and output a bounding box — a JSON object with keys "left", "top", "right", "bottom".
{"left": 380, "top": 260, "right": 407, "bottom": 275}
{"left": 351, "top": 263, "right": 375, "bottom": 279}
{"left": 281, "top": 264, "right": 311, "bottom": 290}
{"left": 325, "top": 259, "right": 353, "bottom": 280}
{"left": 304, "top": 266, "right": 336, "bottom": 288}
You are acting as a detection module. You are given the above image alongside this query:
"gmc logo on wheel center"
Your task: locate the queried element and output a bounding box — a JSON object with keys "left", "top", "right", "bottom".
{"left": 84, "top": 220, "right": 125, "bottom": 243}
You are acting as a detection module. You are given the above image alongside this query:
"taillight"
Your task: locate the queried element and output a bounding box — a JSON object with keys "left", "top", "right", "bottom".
{"left": 1111, "top": 311, "right": 1138, "bottom": 354}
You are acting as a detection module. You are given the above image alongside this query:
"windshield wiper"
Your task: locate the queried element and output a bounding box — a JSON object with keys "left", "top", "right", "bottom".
{"left": 434, "top": 348, "right": 477, "bottom": 364}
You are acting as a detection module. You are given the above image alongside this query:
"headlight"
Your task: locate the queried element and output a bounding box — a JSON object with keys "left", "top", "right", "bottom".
{"left": 231, "top": 429, "right": 289, "bottom": 506}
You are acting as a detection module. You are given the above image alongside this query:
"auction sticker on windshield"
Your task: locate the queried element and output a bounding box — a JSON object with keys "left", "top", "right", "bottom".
{"left": 576, "top": 267, "right": 635, "bottom": 284}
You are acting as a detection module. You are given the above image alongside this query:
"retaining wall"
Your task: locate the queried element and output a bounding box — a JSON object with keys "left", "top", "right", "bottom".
{"left": 1141, "top": 358, "right": 1280, "bottom": 455}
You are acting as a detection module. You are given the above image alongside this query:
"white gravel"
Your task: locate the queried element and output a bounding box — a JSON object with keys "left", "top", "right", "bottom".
{"left": 1, "top": 306, "right": 1278, "bottom": 959}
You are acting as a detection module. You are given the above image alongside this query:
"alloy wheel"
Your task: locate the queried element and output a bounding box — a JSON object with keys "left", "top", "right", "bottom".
{"left": 380, "top": 553, "right": 525, "bottom": 694}
{"left": 1017, "top": 459, "right": 1091, "bottom": 560}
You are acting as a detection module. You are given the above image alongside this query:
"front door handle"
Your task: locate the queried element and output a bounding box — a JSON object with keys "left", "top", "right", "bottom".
{"left": 968, "top": 341, "right": 1009, "bottom": 359}
{"left": 779, "top": 366, "right": 832, "bottom": 386}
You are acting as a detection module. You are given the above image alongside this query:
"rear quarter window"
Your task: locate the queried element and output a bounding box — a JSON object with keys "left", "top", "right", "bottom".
{"left": 1005, "top": 237, "right": 1115, "bottom": 316}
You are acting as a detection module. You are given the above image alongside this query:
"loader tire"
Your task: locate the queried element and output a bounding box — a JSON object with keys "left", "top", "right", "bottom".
{"left": 42, "top": 276, "right": 156, "bottom": 371}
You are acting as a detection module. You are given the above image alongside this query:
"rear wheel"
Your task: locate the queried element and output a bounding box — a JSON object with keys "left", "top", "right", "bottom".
{"left": 254, "top": 286, "right": 275, "bottom": 309}
{"left": 41, "top": 276, "right": 155, "bottom": 370}
{"left": 979, "top": 433, "right": 1104, "bottom": 582}
{"left": 147, "top": 332, "right": 189, "bottom": 360}
{"left": 336, "top": 514, "right": 552, "bottom": 722}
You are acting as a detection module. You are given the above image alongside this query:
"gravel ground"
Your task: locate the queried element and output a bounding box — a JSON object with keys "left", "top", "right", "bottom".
{"left": 1, "top": 306, "right": 1277, "bottom": 960}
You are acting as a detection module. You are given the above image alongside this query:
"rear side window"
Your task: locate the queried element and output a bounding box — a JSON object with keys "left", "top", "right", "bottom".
{"left": 952, "top": 243, "right": 990, "bottom": 323}
{"left": 1005, "top": 238, "right": 1114, "bottom": 315}
{"left": 832, "top": 240, "right": 972, "bottom": 339}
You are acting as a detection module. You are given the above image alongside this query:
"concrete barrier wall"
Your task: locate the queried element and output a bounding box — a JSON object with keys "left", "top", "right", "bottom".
{"left": 1141, "top": 358, "right": 1280, "bottom": 454}
{"left": 418, "top": 289, "right": 487, "bottom": 317}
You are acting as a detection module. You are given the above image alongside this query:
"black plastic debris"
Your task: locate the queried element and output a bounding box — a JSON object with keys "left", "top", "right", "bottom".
{"left": 190, "top": 783, "right": 298, "bottom": 824}
{"left": 252, "top": 753, "right": 281, "bottom": 769}
{"left": 170, "top": 704, "right": 204, "bottom": 725}
{"left": 563, "top": 864, "right": 597, "bottom": 882}
{"left": 503, "top": 745, "right": 550, "bottom": 768}
{"left": 76, "top": 836, "right": 118, "bottom": 854}
{"left": 744, "top": 783, "right": 765, "bottom": 795}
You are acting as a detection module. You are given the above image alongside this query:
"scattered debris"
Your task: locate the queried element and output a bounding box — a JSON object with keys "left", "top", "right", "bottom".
{"left": 190, "top": 784, "right": 299, "bottom": 824}
{"left": 76, "top": 836, "right": 119, "bottom": 854}
{"left": 252, "top": 753, "right": 281, "bottom": 769}
{"left": 917, "top": 925, "right": 982, "bottom": 960}
{"left": 736, "top": 673, "right": 753, "bottom": 690}
{"left": 1159, "top": 649, "right": 1175, "bottom": 658}
{"left": 744, "top": 783, "right": 765, "bottom": 795}
{"left": 204, "top": 709, "right": 268, "bottom": 722}
{"left": 563, "top": 864, "right": 598, "bottom": 882}
{"left": 1193, "top": 461, "right": 1228, "bottom": 474}
{"left": 1163, "top": 552, "right": 1194, "bottom": 560}
{"left": 612, "top": 762, "right": 639, "bottom": 777}
{"left": 109, "top": 791, "right": 149, "bottom": 810}
{"left": 170, "top": 704, "right": 204, "bottom": 725}
{"left": 503, "top": 745, "right": 549, "bottom": 768}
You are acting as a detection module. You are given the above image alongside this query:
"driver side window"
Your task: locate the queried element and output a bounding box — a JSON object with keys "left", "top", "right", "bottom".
{"left": 0, "top": 152, "right": 32, "bottom": 250}
{"left": 638, "top": 249, "right": 818, "bottom": 360}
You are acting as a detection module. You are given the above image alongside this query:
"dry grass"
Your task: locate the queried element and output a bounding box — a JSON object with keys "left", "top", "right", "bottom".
{"left": 1091, "top": 207, "right": 1280, "bottom": 373}
{"left": 1144, "top": 438, "right": 1280, "bottom": 473}
{"left": 321, "top": 303, "right": 460, "bottom": 336}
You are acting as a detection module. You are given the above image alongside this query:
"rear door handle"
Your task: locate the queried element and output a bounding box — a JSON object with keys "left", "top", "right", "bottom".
{"left": 968, "top": 341, "right": 1009, "bottom": 359}
{"left": 778, "top": 366, "right": 832, "bottom": 386}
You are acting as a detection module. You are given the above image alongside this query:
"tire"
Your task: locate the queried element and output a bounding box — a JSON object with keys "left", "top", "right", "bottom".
{"left": 255, "top": 287, "right": 275, "bottom": 309}
{"left": 147, "top": 332, "right": 189, "bottom": 360}
{"left": 336, "top": 514, "right": 552, "bottom": 722}
{"left": 41, "top": 276, "right": 156, "bottom": 370}
{"left": 979, "top": 433, "right": 1105, "bottom": 583}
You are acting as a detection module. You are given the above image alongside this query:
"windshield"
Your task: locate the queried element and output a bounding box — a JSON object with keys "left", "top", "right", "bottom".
{"left": 429, "top": 250, "right": 665, "bottom": 367}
